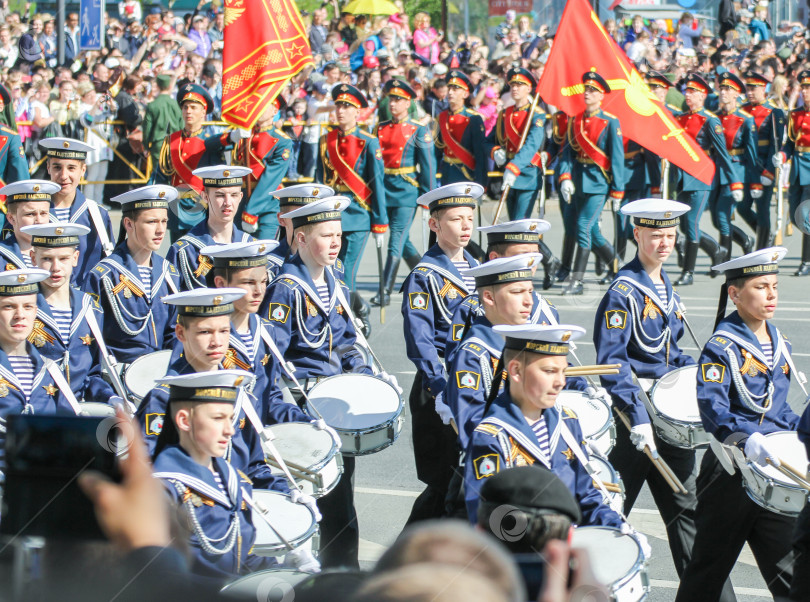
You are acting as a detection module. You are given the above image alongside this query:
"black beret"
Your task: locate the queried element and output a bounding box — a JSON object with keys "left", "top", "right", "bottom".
{"left": 479, "top": 465, "right": 582, "bottom": 523}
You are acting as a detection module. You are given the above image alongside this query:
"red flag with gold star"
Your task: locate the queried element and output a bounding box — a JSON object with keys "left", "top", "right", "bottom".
{"left": 538, "top": 0, "right": 714, "bottom": 184}
{"left": 221, "top": 0, "right": 313, "bottom": 129}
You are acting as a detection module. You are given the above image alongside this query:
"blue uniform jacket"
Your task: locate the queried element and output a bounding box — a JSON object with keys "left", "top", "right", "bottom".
{"left": 697, "top": 312, "right": 798, "bottom": 444}
{"left": 51, "top": 189, "right": 115, "bottom": 287}
{"left": 260, "top": 253, "right": 370, "bottom": 380}
{"left": 401, "top": 244, "right": 478, "bottom": 396}
{"left": 376, "top": 118, "right": 436, "bottom": 208}
{"left": 83, "top": 242, "right": 180, "bottom": 364}
{"left": 165, "top": 220, "right": 253, "bottom": 291}
{"left": 485, "top": 104, "right": 546, "bottom": 191}
{"left": 316, "top": 125, "right": 388, "bottom": 233}
{"left": 241, "top": 125, "right": 294, "bottom": 221}
{"left": 0, "top": 232, "right": 31, "bottom": 269}
{"left": 742, "top": 101, "right": 785, "bottom": 185}
{"left": 153, "top": 445, "right": 278, "bottom": 580}
{"left": 593, "top": 257, "right": 694, "bottom": 426}
{"left": 718, "top": 107, "right": 761, "bottom": 186}
{"left": 433, "top": 106, "right": 487, "bottom": 187}
{"left": 624, "top": 140, "right": 650, "bottom": 192}
{"left": 0, "top": 125, "right": 32, "bottom": 233}
{"left": 32, "top": 288, "right": 114, "bottom": 402}
{"left": 465, "top": 391, "right": 623, "bottom": 527}
{"left": 672, "top": 109, "right": 736, "bottom": 192}
{"left": 558, "top": 108, "right": 625, "bottom": 197}
{"left": 782, "top": 107, "right": 810, "bottom": 186}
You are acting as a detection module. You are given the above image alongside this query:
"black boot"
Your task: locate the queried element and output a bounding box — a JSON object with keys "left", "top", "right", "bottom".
{"left": 556, "top": 235, "right": 576, "bottom": 282}
{"left": 796, "top": 234, "right": 810, "bottom": 276}
{"left": 595, "top": 243, "right": 617, "bottom": 285}
{"left": 731, "top": 225, "right": 754, "bottom": 255}
{"left": 699, "top": 231, "right": 727, "bottom": 276}
{"left": 405, "top": 253, "right": 421, "bottom": 271}
{"left": 350, "top": 291, "right": 372, "bottom": 337}
{"left": 594, "top": 250, "right": 604, "bottom": 276}
{"left": 538, "top": 240, "right": 560, "bottom": 290}
{"left": 371, "top": 256, "right": 399, "bottom": 306}
{"left": 674, "top": 241, "right": 699, "bottom": 286}
{"left": 563, "top": 246, "right": 590, "bottom": 295}
{"left": 719, "top": 235, "right": 732, "bottom": 267}
{"left": 755, "top": 227, "right": 771, "bottom": 251}
{"left": 675, "top": 235, "right": 685, "bottom": 268}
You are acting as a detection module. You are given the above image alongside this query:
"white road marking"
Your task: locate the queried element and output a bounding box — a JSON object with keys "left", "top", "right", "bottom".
{"left": 356, "top": 486, "right": 421, "bottom": 498}
{"left": 649, "top": 579, "right": 770, "bottom": 597}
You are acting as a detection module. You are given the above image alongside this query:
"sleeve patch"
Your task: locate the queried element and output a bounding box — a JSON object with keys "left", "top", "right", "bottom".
{"left": 409, "top": 292, "right": 429, "bottom": 310}
{"left": 473, "top": 454, "right": 499, "bottom": 479}
{"left": 268, "top": 303, "right": 291, "bottom": 323}
{"left": 145, "top": 413, "right": 165, "bottom": 436}
{"left": 451, "top": 323, "right": 465, "bottom": 341}
{"left": 605, "top": 310, "right": 627, "bottom": 329}
{"left": 701, "top": 363, "right": 725, "bottom": 383}
{"left": 456, "top": 370, "right": 480, "bottom": 389}
{"left": 611, "top": 281, "right": 633, "bottom": 297}
{"left": 462, "top": 342, "right": 485, "bottom": 357}
{"left": 709, "top": 336, "right": 728, "bottom": 347}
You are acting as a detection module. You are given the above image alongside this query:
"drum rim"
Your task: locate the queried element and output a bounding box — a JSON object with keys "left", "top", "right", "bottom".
{"left": 264, "top": 423, "right": 340, "bottom": 473}
{"left": 306, "top": 374, "right": 404, "bottom": 429}
{"left": 747, "top": 432, "right": 809, "bottom": 487}
{"left": 250, "top": 490, "right": 319, "bottom": 551}
{"left": 648, "top": 365, "right": 703, "bottom": 424}
{"left": 557, "top": 393, "right": 613, "bottom": 440}
{"left": 219, "top": 567, "right": 311, "bottom": 592}
{"left": 570, "top": 525, "right": 646, "bottom": 589}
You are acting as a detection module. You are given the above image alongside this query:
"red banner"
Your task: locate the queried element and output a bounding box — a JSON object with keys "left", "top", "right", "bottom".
{"left": 222, "top": 0, "right": 313, "bottom": 129}
{"left": 538, "top": 0, "right": 714, "bottom": 185}
{"left": 489, "top": 0, "right": 532, "bottom": 17}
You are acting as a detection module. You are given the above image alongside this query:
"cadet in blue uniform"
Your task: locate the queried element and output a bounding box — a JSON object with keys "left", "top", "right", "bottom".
{"left": 262, "top": 196, "right": 399, "bottom": 569}
{"left": 739, "top": 71, "right": 786, "bottom": 251}
{"left": 236, "top": 95, "right": 294, "bottom": 239}
{"left": 434, "top": 71, "right": 487, "bottom": 187}
{"left": 675, "top": 248, "right": 798, "bottom": 601}
{"left": 594, "top": 200, "right": 713, "bottom": 581}
{"left": 316, "top": 84, "right": 387, "bottom": 335}
{"left": 401, "top": 183, "right": 481, "bottom": 522}
{"left": 152, "top": 371, "right": 319, "bottom": 582}
{"left": 40, "top": 138, "right": 115, "bottom": 287}
{"left": 774, "top": 70, "right": 810, "bottom": 276}
{"left": 671, "top": 74, "right": 738, "bottom": 285}
{"left": 24, "top": 223, "right": 114, "bottom": 403}
{"left": 0, "top": 180, "right": 60, "bottom": 269}
{"left": 0, "top": 83, "right": 31, "bottom": 233}
{"left": 83, "top": 185, "right": 180, "bottom": 364}
{"left": 558, "top": 71, "right": 625, "bottom": 295}
{"left": 0, "top": 268, "right": 78, "bottom": 471}
{"left": 792, "top": 393, "right": 810, "bottom": 599}
{"left": 165, "top": 165, "right": 254, "bottom": 291}
{"left": 488, "top": 68, "right": 546, "bottom": 221}
{"left": 371, "top": 79, "right": 435, "bottom": 307}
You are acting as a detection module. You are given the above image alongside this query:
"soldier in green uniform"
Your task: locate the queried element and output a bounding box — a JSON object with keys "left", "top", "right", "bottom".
{"left": 142, "top": 75, "right": 183, "bottom": 170}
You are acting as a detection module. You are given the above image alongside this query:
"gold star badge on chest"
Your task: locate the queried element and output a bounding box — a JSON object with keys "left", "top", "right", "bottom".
{"left": 80, "top": 334, "right": 94, "bottom": 346}
{"left": 261, "top": 354, "right": 270, "bottom": 366}
{"left": 562, "top": 448, "right": 575, "bottom": 461}
{"left": 43, "top": 383, "right": 58, "bottom": 396}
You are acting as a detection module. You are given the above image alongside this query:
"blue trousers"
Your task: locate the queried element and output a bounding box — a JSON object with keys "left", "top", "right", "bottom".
{"left": 387, "top": 206, "right": 420, "bottom": 261}
{"left": 737, "top": 186, "right": 774, "bottom": 231}
{"left": 574, "top": 192, "right": 608, "bottom": 249}
{"left": 708, "top": 186, "right": 735, "bottom": 237}
{"left": 505, "top": 187, "right": 537, "bottom": 220}
{"left": 788, "top": 183, "right": 810, "bottom": 224}
{"left": 338, "top": 230, "right": 369, "bottom": 290}
{"left": 676, "top": 189, "right": 711, "bottom": 242}
{"left": 560, "top": 190, "right": 578, "bottom": 236}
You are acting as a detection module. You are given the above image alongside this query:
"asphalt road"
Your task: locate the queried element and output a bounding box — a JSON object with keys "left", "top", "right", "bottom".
{"left": 352, "top": 193, "right": 810, "bottom": 601}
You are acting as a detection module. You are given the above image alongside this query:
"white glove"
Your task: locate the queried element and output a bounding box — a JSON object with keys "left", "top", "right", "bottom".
{"left": 493, "top": 148, "right": 507, "bottom": 167}
{"left": 731, "top": 188, "right": 744, "bottom": 203}
{"left": 773, "top": 152, "right": 785, "bottom": 168}
{"left": 379, "top": 371, "right": 403, "bottom": 395}
{"left": 434, "top": 391, "right": 454, "bottom": 425}
{"left": 230, "top": 128, "right": 251, "bottom": 142}
{"left": 311, "top": 419, "right": 342, "bottom": 448}
{"left": 745, "top": 431, "right": 780, "bottom": 467}
{"left": 290, "top": 488, "right": 322, "bottom": 522}
{"left": 585, "top": 386, "right": 612, "bottom": 407}
{"left": 750, "top": 187, "right": 763, "bottom": 199}
{"left": 621, "top": 523, "right": 652, "bottom": 559}
{"left": 284, "top": 547, "right": 321, "bottom": 573}
{"left": 629, "top": 423, "right": 657, "bottom": 454}
{"left": 501, "top": 170, "right": 516, "bottom": 191}
{"left": 373, "top": 231, "right": 385, "bottom": 246}
{"left": 560, "top": 180, "right": 574, "bottom": 203}
{"left": 760, "top": 175, "right": 773, "bottom": 187}
{"left": 611, "top": 197, "right": 621, "bottom": 213}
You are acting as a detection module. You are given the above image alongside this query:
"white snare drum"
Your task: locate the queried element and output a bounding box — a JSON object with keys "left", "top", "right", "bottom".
{"left": 77, "top": 402, "right": 117, "bottom": 417}
{"left": 220, "top": 568, "right": 310, "bottom": 600}
{"left": 590, "top": 454, "right": 626, "bottom": 509}
{"left": 559, "top": 390, "right": 616, "bottom": 456}
{"left": 742, "top": 431, "right": 810, "bottom": 517}
{"left": 646, "top": 366, "right": 710, "bottom": 449}
{"left": 263, "top": 422, "right": 344, "bottom": 498}
{"left": 571, "top": 526, "right": 650, "bottom": 602}
{"left": 123, "top": 350, "right": 172, "bottom": 407}
{"left": 250, "top": 490, "right": 319, "bottom": 556}
{"left": 306, "top": 374, "right": 403, "bottom": 456}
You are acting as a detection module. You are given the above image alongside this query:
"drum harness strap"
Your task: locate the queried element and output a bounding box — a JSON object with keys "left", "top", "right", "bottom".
{"left": 44, "top": 358, "right": 81, "bottom": 415}
{"left": 84, "top": 308, "right": 133, "bottom": 408}
{"left": 715, "top": 330, "right": 775, "bottom": 415}
{"left": 83, "top": 198, "right": 115, "bottom": 256}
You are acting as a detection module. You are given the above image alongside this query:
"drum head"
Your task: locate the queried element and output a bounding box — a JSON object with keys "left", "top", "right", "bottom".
{"left": 220, "top": 568, "right": 309, "bottom": 600}
{"left": 571, "top": 526, "right": 641, "bottom": 585}
{"left": 124, "top": 350, "right": 172, "bottom": 400}
{"left": 650, "top": 366, "right": 701, "bottom": 422}
{"left": 558, "top": 391, "right": 609, "bottom": 437}
{"left": 307, "top": 374, "right": 400, "bottom": 430}
{"left": 756, "top": 432, "right": 810, "bottom": 483}
{"left": 251, "top": 490, "right": 316, "bottom": 550}
{"left": 589, "top": 455, "right": 616, "bottom": 483}
{"left": 77, "top": 402, "right": 117, "bottom": 417}
{"left": 264, "top": 422, "right": 334, "bottom": 469}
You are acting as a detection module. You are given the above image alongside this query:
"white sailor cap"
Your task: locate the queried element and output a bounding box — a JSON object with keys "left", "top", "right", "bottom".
{"left": 39, "top": 137, "right": 94, "bottom": 160}
{"left": 462, "top": 253, "right": 542, "bottom": 288}
{"left": 281, "top": 196, "right": 350, "bottom": 229}
{"left": 22, "top": 223, "right": 90, "bottom": 248}
{"left": 201, "top": 240, "right": 280, "bottom": 269}
{"left": 620, "top": 199, "right": 690, "bottom": 228}
{"left": 0, "top": 179, "right": 60, "bottom": 203}
{"left": 478, "top": 219, "right": 551, "bottom": 245}
{"left": 273, "top": 184, "right": 336, "bottom": 207}
{"left": 158, "top": 370, "right": 255, "bottom": 403}
{"left": 192, "top": 165, "right": 252, "bottom": 188}
{"left": 712, "top": 246, "right": 787, "bottom": 279}
{"left": 112, "top": 185, "right": 178, "bottom": 210}
{"left": 0, "top": 268, "right": 50, "bottom": 295}
{"left": 162, "top": 288, "right": 245, "bottom": 317}
{"left": 494, "top": 324, "right": 585, "bottom": 356}
{"left": 418, "top": 182, "right": 484, "bottom": 212}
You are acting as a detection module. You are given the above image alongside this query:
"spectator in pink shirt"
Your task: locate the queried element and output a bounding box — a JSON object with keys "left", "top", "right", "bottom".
{"left": 478, "top": 86, "right": 500, "bottom": 136}
{"left": 412, "top": 12, "right": 440, "bottom": 65}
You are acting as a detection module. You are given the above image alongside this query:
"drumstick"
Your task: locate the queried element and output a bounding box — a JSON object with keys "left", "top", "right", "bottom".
{"left": 241, "top": 489, "right": 295, "bottom": 552}
{"left": 592, "top": 479, "right": 623, "bottom": 493}
{"left": 780, "top": 459, "right": 810, "bottom": 484}
{"left": 564, "top": 367, "right": 621, "bottom": 376}
{"left": 768, "top": 458, "right": 810, "bottom": 490}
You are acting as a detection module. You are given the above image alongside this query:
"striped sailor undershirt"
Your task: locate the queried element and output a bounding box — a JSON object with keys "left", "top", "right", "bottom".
{"left": 238, "top": 331, "right": 255, "bottom": 364}
{"left": 137, "top": 266, "right": 151, "bottom": 297}
{"left": 50, "top": 306, "right": 72, "bottom": 341}
{"left": 530, "top": 415, "right": 551, "bottom": 462}
{"left": 316, "top": 283, "right": 330, "bottom": 306}
{"left": 53, "top": 208, "right": 70, "bottom": 222}
{"left": 8, "top": 355, "right": 35, "bottom": 399}
{"left": 20, "top": 253, "right": 32, "bottom": 268}
{"left": 453, "top": 260, "right": 475, "bottom": 292}
{"left": 761, "top": 340, "right": 773, "bottom": 365}
{"left": 654, "top": 282, "right": 667, "bottom": 304}
{"left": 211, "top": 469, "right": 227, "bottom": 494}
